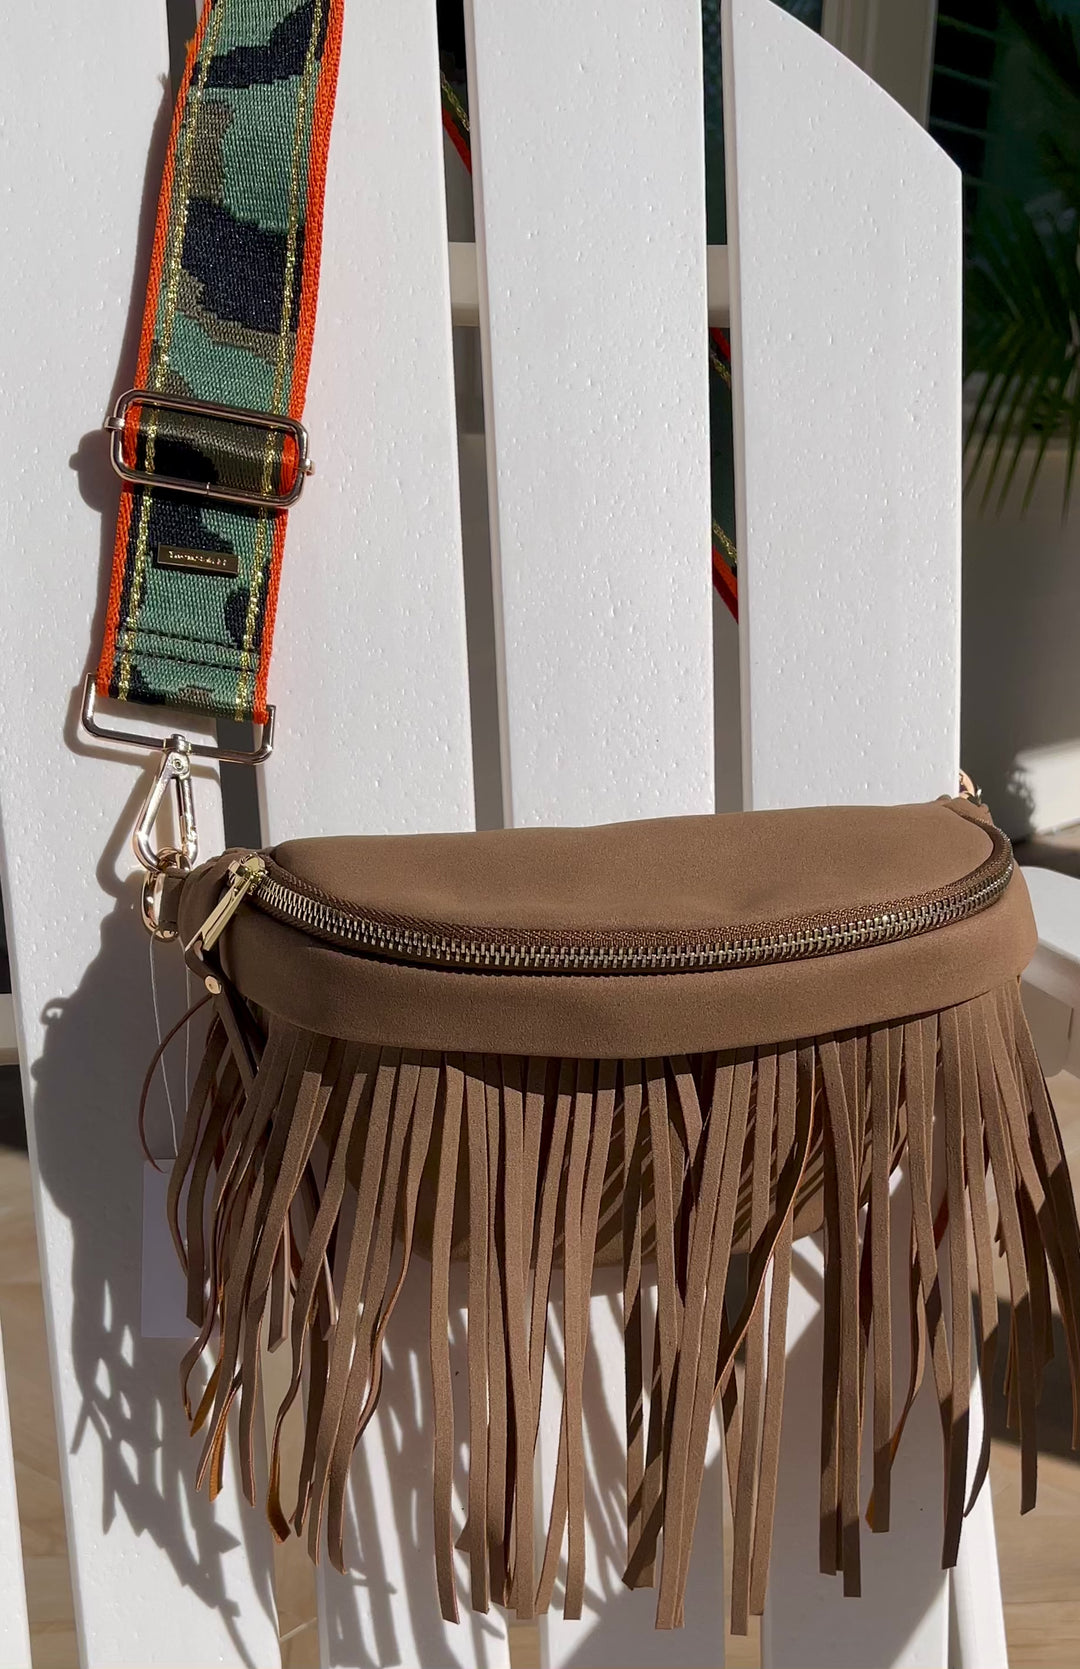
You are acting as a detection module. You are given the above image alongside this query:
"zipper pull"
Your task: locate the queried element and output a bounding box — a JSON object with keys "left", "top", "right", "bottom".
{"left": 187, "top": 854, "right": 266, "bottom": 955}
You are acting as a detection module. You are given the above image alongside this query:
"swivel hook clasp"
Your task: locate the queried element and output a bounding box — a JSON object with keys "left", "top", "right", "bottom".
{"left": 134, "top": 736, "right": 199, "bottom": 938}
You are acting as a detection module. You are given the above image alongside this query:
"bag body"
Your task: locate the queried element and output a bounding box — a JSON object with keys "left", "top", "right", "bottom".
{"left": 161, "top": 793, "right": 1080, "bottom": 1631}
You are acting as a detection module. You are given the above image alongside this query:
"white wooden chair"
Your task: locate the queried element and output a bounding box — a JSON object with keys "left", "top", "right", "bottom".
{"left": 1, "top": 1, "right": 1076, "bottom": 1664}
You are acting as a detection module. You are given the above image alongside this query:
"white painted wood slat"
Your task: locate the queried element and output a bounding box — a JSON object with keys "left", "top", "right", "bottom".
{"left": 0, "top": 1324, "right": 32, "bottom": 1669}
{"left": 723, "top": 2, "right": 965, "bottom": 1663}
{"left": 464, "top": 0, "right": 721, "bottom": 1661}
{"left": 724, "top": 0, "right": 961, "bottom": 816}
{"left": 448, "top": 242, "right": 732, "bottom": 328}
{"left": 249, "top": 1, "right": 504, "bottom": 1663}
{"left": 259, "top": 0, "right": 475, "bottom": 849}
{"left": 464, "top": 0, "right": 715, "bottom": 834}
{"left": 0, "top": 5, "right": 281, "bottom": 1663}
{"left": 950, "top": 1375, "right": 1008, "bottom": 1669}
{"left": 761, "top": 1184, "right": 953, "bottom": 1669}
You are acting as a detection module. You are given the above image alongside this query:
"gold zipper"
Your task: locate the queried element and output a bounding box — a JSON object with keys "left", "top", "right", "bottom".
{"left": 187, "top": 853, "right": 267, "bottom": 953}
{"left": 191, "top": 822, "right": 1014, "bottom": 976}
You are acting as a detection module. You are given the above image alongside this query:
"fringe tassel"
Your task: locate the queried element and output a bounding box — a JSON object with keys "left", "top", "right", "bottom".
{"left": 169, "top": 978, "right": 1080, "bottom": 1630}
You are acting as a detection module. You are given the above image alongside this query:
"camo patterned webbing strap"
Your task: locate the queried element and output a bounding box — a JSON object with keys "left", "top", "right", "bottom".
{"left": 95, "top": 0, "right": 343, "bottom": 724}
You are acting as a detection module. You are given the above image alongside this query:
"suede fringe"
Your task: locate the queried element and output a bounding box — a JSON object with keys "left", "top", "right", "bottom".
{"left": 166, "top": 979, "right": 1080, "bottom": 1631}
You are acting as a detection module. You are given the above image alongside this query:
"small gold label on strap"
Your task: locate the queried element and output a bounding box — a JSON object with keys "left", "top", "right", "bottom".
{"left": 155, "top": 543, "right": 239, "bottom": 578}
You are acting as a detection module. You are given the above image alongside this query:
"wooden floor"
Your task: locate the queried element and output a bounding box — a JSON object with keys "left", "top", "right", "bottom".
{"left": 1, "top": 1072, "right": 1079, "bottom": 1667}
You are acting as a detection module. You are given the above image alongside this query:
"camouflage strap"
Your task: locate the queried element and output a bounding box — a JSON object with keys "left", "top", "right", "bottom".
{"left": 96, "top": 0, "right": 343, "bottom": 724}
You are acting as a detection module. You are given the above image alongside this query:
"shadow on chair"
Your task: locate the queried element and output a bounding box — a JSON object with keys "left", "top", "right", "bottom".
{"left": 986, "top": 1297, "right": 1079, "bottom": 1464}
{"left": 27, "top": 876, "right": 278, "bottom": 1664}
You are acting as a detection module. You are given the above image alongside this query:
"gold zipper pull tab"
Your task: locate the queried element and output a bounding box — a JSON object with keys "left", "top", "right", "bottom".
{"left": 187, "top": 854, "right": 266, "bottom": 955}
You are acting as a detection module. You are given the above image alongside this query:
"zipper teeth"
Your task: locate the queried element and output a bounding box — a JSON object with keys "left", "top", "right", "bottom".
{"left": 249, "top": 849, "right": 1014, "bottom": 975}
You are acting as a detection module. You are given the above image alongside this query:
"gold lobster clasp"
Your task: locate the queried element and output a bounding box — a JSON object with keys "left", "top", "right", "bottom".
{"left": 79, "top": 674, "right": 276, "bottom": 939}
{"left": 134, "top": 738, "right": 198, "bottom": 938}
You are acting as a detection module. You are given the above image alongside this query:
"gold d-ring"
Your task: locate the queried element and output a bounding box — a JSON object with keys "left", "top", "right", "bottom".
{"left": 141, "top": 859, "right": 183, "bottom": 940}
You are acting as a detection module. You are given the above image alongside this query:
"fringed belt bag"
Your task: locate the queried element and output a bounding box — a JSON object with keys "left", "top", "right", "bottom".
{"left": 159, "top": 798, "right": 1080, "bottom": 1633}
{"left": 82, "top": 0, "right": 1080, "bottom": 1637}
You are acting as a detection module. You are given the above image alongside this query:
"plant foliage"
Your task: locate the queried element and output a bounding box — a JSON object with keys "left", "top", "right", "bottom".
{"left": 964, "top": 0, "right": 1080, "bottom": 511}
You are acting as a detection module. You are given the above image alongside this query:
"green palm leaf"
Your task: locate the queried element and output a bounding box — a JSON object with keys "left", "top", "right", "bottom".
{"left": 964, "top": 196, "right": 1080, "bottom": 511}
{"left": 960, "top": 0, "right": 1080, "bottom": 511}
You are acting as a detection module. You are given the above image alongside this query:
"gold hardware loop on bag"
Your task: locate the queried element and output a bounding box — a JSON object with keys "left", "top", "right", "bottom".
{"left": 141, "top": 856, "right": 184, "bottom": 941}
{"left": 959, "top": 768, "right": 983, "bottom": 805}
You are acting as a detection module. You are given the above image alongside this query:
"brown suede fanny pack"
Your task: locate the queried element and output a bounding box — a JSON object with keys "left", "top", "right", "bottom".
{"left": 152, "top": 791, "right": 1080, "bottom": 1634}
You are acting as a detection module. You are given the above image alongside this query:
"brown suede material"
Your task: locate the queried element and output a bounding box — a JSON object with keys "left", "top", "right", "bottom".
{"left": 177, "top": 799, "right": 1035, "bottom": 1058}
{"left": 270, "top": 799, "right": 992, "bottom": 935}
{"left": 166, "top": 803, "right": 1080, "bottom": 1628}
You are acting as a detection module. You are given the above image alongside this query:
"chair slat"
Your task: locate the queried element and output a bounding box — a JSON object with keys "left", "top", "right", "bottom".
{"left": 464, "top": 0, "right": 715, "bottom": 832}
{"left": 0, "top": 1325, "right": 31, "bottom": 1669}
{"left": 465, "top": 0, "right": 722, "bottom": 1658}
{"left": 0, "top": 5, "right": 282, "bottom": 1662}
{"left": 258, "top": 2, "right": 476, "bottom": 848}
{"left": 950, "top": 1376, "right": 1009, "bottom": 1669}
{"left": 725, "top": 0, "right": 961, "bottom": 813}
{"left": 723, "top": 3, "right": 963, "bottom": 1662}
{"left": 247, "top": 1, "right": 497, "bottom": 1661}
